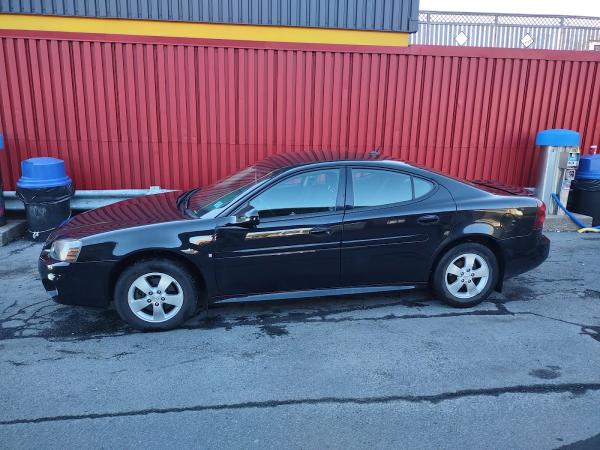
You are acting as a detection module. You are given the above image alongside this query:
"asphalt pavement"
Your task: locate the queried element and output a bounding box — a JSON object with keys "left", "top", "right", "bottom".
{"left": 1, "top": 232, "right": 599, "bottom": 449}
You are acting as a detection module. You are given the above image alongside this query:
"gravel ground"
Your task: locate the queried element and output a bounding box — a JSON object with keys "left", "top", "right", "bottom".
{"left": 1, "top": 232, "right": 599, "bottom": 449}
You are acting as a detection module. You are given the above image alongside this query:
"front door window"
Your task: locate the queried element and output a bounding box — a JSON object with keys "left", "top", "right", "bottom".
{"left": 248, "top": 169, "right": 340, "bottom": 219}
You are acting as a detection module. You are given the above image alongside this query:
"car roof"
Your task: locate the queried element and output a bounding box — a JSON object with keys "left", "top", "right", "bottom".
{"left": 251, "top": 150, "right": 408, "bottom": 173}
{"left": 257, "top": 151, "right": 496, "bottom": 198}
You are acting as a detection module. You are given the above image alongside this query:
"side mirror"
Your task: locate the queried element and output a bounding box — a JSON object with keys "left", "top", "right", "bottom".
{"left": 231, "top": 207, "right": 260, "bottom": 227}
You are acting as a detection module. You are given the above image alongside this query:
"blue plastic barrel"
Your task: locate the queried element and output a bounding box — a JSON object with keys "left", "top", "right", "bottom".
{"left": 16, "top": 157, "right": 74, "bottom": 241}
{"left": 17, "top": 157, "right": 72, "bottom": 188}
{"left": 575, "top": 155, "right": 600, "bottom": 180}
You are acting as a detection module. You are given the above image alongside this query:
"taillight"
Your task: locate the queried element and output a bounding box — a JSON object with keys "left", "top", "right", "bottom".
{"left": 533, "top": 200, "right": 546, "bottom": 230}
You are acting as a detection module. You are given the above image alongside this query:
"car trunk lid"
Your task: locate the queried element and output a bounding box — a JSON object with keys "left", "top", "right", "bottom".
{"left": 471, "top": 180, "right": 535, "bottom": 197}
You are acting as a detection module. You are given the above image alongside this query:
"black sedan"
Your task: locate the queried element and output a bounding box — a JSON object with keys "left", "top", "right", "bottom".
{"left": 39, "top": 151, "right": 549, "bottom": 330}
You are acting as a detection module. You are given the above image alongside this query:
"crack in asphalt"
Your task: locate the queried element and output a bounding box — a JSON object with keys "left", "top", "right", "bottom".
{"left": 0, "top": 299, "right": 54, "bottom": 325}
{"left": 0, "top": 296, "right": 512, "bottom": 342}
{"left": 1, "top": 294, "right": 599, "bottom": 345}
{"left": 0, "top": 251, "right": 598, "bottom": 343}
{"left": 0, "top": 241, "right": 36, "bottom": 259}
{"left": 516, "top": 311, "right": 600, "bottom": 343}
{"left": 191, "top": 302, "right": 512, "bottom": 330}
{"left": 1, "top": 382, "right": 599, "bottom": 426}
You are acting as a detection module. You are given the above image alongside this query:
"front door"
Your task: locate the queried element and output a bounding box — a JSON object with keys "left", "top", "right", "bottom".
{"left": 214, "top": 168, "right": 345, "bottom": 297}
{"left": 341, "top": 167, "right": 455, "bottom": 286}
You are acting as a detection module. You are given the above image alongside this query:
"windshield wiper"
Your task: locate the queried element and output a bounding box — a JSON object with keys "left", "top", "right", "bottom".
{"left": 176, "top": 188, "right": 201, "bottom": 210}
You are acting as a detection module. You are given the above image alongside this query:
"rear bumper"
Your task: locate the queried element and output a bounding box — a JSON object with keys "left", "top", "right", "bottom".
{"left": 38, "top": 254, "right": 115, "bottom": 307}
{"left": 501, "top": 232, "right": 550, "bottom": 279}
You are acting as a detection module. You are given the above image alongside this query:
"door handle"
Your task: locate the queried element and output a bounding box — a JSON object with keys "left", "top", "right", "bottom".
{"left": 417, "top": 215, "right": 440, "bottom": 225}
{"left": 310, "top": 227, "right": 333, "bottom": 235}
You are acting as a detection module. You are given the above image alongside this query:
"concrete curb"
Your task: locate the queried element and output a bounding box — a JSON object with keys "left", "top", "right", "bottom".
{"left": 544, "top": 213, "right": 593, "bottom": 232}
{"left": 0, "top": 220, "right": 27, "bottom": 246}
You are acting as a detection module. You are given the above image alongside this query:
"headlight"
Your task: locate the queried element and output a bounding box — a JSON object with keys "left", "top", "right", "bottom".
{"left": 48, "top": 239, "right": 82, "bottom": 262}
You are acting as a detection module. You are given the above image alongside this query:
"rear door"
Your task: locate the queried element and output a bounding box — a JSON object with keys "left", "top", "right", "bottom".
{"left": 341, "top": 167, "right": 455, "bottom": 286}
{"left": 214, "top": 167, "right": 345, "bottom": 296}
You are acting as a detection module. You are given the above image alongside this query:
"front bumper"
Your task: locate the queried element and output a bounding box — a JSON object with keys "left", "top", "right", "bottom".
{"left": 502, "top": 232, "right": 550, "bottom": 279}
{"left": 38, "top": 253, "right": 115, "bottom": 307}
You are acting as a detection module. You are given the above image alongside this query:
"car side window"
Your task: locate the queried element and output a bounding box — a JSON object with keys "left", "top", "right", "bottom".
{"left": 351, "top": 168, "right": 413, "bottom": 209}
{"left": 248, "top": 169, "right": 340, "bottom": 219}
{"left": 413, "top": 177, "right": 435, "bottom": 199}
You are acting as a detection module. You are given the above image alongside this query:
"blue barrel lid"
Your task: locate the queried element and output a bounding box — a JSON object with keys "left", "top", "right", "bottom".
{"left": 0, "top": 134, "right": 4, "bottom": 150}
{"left": 535, "top": 129, "right": 580, "bottom": 147}
{"left": 576, "top": 155, "right": 600, "bottom": 180}
{"left": 17, "top": 157, "right": 72, "bottom": 188}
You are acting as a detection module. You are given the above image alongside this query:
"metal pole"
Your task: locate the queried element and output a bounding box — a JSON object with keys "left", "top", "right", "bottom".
{"left": 0, "top": 133, "right": 5, "bottom": 227}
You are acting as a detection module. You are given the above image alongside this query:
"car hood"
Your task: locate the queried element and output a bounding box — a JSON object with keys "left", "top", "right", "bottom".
{"left": 48, "top": 191, "right": 189, "bottom": 241}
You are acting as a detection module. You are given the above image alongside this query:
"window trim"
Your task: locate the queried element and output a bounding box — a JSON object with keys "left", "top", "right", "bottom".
{"left": 229, "top": 166, "right": 346, "bottom": 223}
{"left": 345, "top": 166, "right": 438, "bottom": 213}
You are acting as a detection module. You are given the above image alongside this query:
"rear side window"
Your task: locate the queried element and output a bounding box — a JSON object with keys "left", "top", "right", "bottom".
{"left": 351, "top": 169, "right": 412, "bottom": 208}
{"left": 350, "top": 169, "right": 434, "bottom": 209}
{"left": 413, "top": 177, "right": 434, "bottom": 198}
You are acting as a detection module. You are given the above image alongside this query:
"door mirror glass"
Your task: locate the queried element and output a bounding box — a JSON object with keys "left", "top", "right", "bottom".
{"left": 231, "top": 207, "right": 260, "bottom": 227}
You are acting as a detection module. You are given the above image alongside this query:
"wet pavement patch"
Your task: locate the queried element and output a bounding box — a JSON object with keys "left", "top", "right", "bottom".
{"left": 581, "top": 326, "right": 600, "bottom": 343}
{"left": 0, "top": 302, "right": 128, "bottom": 342}
{"left": 398, "top": 299, "right": 428, "bottom": 308}
{"left": 529, "top": 366, "right": 562, "bottom": 380}
{"left": 3, "top": 241, "right": 37, "bottom": 257}
{"left": 257, "top": 324, "right": 289, "bottom": 338}
{"left": 584, "top": 289, "right": 600, "bottom": 300}
{"left": 500, "top": 283, "right": 538, "bottom": 303}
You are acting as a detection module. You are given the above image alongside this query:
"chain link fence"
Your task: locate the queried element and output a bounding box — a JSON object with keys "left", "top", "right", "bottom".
{"left": 411, "top": 11, "right": 600, "bottom": 50}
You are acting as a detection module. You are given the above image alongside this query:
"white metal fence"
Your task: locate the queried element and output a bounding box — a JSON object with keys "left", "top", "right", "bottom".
{"left": 410, "top": 11, "right": 600, "bottom": 50}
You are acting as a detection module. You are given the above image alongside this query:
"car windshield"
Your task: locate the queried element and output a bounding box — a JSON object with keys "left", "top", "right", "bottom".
{"left": 187, "top": 164, "right": 279, "bottom": 218}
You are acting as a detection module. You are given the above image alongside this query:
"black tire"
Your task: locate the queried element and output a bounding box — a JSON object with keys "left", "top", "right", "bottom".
{"left": 432, "top": 243, "right": 499, "bottom": 308}
{"left": 114, "top": 259, "right": 198, "bottom": 331}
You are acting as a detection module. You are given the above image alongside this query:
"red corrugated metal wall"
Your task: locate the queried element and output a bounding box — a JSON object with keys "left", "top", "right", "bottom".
{"left": 0, "top": 31, "right": 599, "bottom": 190}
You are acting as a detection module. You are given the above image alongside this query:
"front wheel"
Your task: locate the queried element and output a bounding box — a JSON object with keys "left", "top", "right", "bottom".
{"left": 432, "top": 243, "right": 499, "bottom": 308}
{"left": 114, "top": 259, "right": 198, "bottom": 330}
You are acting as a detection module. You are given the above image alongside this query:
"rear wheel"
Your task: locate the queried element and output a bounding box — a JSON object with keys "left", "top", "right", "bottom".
{"left": 114, "top": 259, "right": 198, "bottom": 330}
{"left": 432, "top": 243, "right": 498, "bottom": 308}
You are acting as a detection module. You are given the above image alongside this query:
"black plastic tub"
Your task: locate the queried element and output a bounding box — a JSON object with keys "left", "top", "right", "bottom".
{"left": 16, "top": 157, "right": 74, "bottom": 241}
{"left": 570, "top": 155, "right": 600, "bottom": 227}
{"left": 570, "top": 179, "right": 600, "bottom": 227}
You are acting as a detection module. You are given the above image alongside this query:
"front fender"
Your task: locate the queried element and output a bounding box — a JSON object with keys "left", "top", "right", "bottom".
{"left": 77, "top": 220, "right": 220, "bottom": 300}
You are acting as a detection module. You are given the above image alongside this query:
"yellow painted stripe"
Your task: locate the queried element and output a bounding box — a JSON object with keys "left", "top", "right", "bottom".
{"left": 0, "top": 14, "right": 409, "bottom": 47}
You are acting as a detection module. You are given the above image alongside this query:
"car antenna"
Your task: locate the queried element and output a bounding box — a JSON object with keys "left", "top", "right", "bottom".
{"left": 368, "top": 148, "right": 381, "bottom": 158}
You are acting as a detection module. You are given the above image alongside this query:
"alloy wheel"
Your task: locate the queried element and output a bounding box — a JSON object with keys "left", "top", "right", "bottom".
{"left": 127, "top": 272, "right": 184, "bottom": 323}
{"left": 444, "top": 253, "right": 490, "bottom": 299}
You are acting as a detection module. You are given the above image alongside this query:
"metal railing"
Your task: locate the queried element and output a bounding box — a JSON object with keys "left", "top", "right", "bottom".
{"left": 3, "top": 187, "right": 173, "bottom": 211}
{"left": 411, "top": 11, "right": 600, "bottom": 50}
